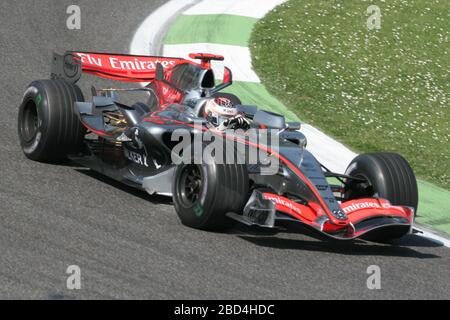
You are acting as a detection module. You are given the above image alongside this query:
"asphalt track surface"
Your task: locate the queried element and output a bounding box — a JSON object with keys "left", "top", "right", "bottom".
{"left": 0, "top": 0, "right": 449, "bottom": 299}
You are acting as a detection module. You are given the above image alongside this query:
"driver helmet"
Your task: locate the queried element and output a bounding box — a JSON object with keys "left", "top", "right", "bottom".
{"left": 204, "top": 97, "right": 238, "bottom": 126}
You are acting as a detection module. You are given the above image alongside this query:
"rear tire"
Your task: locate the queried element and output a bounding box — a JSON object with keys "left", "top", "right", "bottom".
{"left": 18, "top": 79, "right": 86, "bottom": 161}
{"left": 344, "top": 152, "right": 418, "bottom": 241}
{"left": 172, "top": 146, "right": 249, "bottom": 231}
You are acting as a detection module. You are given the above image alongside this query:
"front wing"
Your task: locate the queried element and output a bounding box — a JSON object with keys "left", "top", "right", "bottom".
{"left": 228, "top": 191, "right": 413, "bottom": 240}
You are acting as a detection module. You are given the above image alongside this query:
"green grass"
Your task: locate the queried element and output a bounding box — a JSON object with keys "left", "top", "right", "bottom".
{"left": 250, "top": 0, "right": 450, "bottom": 189}
{"left": 164, "top": 15, "right": 257, "bottom": 46}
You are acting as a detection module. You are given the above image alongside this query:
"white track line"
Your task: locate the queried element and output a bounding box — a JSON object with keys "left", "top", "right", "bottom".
{"left": 129, "top": 0, "right": 199, "bottom": 55}
{"left": 414, "top": 225, "right": 450, "bottom": 247}
{"left": 129, "top": 0, "right": 450, "bottom": 248}
{"left": 183, "top": 0, "right": 287, "bottom": 19}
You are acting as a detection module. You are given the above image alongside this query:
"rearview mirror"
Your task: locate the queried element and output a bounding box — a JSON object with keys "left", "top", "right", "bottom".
{"left": 223, "top": 66, "right": 232, "bottom": 84}
{"left": 211, "top": 66, "right": 233, "bottom": 94}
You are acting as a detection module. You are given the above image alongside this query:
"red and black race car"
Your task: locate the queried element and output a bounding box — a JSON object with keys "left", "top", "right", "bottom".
{"left": 18, "top": 51, "right": 418, "bottom": 242}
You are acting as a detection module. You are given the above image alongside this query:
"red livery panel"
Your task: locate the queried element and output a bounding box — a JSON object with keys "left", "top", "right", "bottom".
{"left": 71, "top": 52, "right": 192, "bottom": 82}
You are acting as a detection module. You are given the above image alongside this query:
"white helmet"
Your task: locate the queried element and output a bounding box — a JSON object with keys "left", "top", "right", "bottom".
{"left": 204, "top": 96, "right": 238, "bottom": 126}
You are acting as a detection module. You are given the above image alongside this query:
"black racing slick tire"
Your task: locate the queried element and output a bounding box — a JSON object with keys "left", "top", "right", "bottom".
{"left": 18, "top": 79, "right": 86, "bottom": 161}
{"left": 172, "top": 147, "right": 249, "bottom": 231}
{"left": 212, "top": 92, "right": 242, "bottom": 106}
{"left": 345, "top": 152, "right": 418, "bottom": 211}
{"left": 344, "top": 152, "right": 418, "bottom": 241}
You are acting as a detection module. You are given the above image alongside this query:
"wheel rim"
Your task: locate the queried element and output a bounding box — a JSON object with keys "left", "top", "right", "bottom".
{"left": 178, "top": 165, "right": 203, "bottom": 207}
{"left": 21, "top": 100, "right": 39, "bottom": 143}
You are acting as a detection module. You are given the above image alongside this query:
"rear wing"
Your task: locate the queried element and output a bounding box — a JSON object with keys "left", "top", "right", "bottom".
{"left": 51, "top": 51, "right": 192, "bottom": 83}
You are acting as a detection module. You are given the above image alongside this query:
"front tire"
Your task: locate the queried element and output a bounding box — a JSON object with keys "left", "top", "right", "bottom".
{"left": 344, "top": 152, "right": 418, "bottom": 241}
{"left": 345, "top": 152, "right": 418, "bottom": 211}
{"left": 18, "top": 80, "right": 86, "bottom": 161}
{"left": 172, "top": 148, "right": 249, "bottom": 231}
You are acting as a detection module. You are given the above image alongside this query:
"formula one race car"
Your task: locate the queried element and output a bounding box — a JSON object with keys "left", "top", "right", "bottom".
{"left": 18, "top": 51, "right": 418, "bottom": 242}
